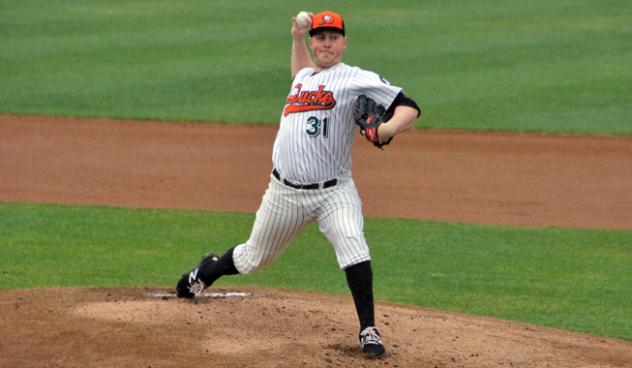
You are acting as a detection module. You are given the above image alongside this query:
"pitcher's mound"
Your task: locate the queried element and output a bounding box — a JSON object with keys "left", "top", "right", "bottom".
{"left": 1, "top": 287, "right": 630, "bottom": 368}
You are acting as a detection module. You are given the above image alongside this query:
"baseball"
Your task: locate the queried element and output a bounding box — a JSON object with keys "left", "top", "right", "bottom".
{"left": 296, "top": 11, "right": 311, "bottom": 28}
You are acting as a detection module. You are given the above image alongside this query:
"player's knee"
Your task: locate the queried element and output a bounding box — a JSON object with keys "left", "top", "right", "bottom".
{"left": 232, "top": 243, "right": 273, "bottom": 274}
{"left": 337, "top": 241, "right": 371, "bottom": 270}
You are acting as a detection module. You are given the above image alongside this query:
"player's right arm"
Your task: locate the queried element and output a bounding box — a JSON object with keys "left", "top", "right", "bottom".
{"left": 291, "top": 14, "right": 316, "bottom": 78}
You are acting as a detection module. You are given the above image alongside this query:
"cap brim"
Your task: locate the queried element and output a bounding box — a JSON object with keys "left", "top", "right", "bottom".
{"left": 309, "top": 26, "right": 345, "bottom": 37}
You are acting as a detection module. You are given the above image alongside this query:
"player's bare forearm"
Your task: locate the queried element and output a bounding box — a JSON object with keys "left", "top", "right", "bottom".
{"left": 378, "top": 105, "right": 419, "bottom": 142}
{"left": 291, "top": 39, "right": 316, "bottom": 77}
{"left": 290, "top": 14, "right": 316, "bottom": 77}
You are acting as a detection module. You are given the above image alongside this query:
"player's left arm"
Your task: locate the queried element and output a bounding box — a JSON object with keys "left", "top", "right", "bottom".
{"left": 378, "top": 93, "right": 421, "bottom": 143}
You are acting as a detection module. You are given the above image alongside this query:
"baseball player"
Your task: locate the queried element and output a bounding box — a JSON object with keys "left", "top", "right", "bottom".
{"left": 176, "top": 10, "right": 420, "bottom": 358}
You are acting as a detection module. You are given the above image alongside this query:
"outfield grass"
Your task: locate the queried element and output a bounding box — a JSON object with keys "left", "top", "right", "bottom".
{"left": 1, "top": 0, "right": 630, "bottom": 134}
{"left": 1, "top": 202, "right": 630, "bottom": 341}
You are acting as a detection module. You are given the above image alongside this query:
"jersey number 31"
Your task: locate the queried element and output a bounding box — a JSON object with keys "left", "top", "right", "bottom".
{"left": 306, "top": 116, "right": 329, "bottom": 138}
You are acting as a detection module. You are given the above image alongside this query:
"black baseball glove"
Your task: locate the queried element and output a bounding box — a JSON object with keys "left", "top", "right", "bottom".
{"left": 352, "top": 94, "right": 393, "bottom": 148}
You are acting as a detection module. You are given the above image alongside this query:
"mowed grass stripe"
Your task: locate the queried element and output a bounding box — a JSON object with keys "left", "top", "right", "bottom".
{"left": 1, "top": 202, "right": 630, "bottom": 340}
{"left": 1, "top": 0, "right": 630, "bottom": 133}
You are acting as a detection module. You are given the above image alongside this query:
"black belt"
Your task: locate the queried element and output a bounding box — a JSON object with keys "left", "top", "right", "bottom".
{"left": 272, "top": 169, "right": 337, "bottom": 190}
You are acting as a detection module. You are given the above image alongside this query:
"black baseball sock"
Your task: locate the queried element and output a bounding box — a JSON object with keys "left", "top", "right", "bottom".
{"left": 345, "top": 261, "right": 375, "bottom": 331}
{"left": 199, "top": 246, "right": 240, "bottom": 287}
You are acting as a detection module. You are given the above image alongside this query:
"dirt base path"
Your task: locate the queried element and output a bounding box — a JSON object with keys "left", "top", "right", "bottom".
{"left": 1, "top": 115, "right": 632, "bottom": 367}
{"left": 2, "top": 114, "right": 632, "bottom": 230}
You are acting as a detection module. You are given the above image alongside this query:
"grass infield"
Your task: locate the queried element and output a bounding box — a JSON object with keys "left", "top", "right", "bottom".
{"left": 1, "top": 202, "right": 630, "bottom": 341}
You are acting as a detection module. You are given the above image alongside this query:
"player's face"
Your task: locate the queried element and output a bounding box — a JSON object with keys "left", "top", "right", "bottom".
{"left": 310, "top": 31, "right": 347, "bottom": 68}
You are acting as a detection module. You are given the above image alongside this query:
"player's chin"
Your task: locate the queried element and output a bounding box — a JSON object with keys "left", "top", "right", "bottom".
{"left": 316, "top": 55, "right": 338, "bottom": 68}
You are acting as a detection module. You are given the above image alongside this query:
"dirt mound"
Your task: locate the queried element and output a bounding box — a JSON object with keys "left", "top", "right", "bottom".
{"left": 2, "top": 115, "right": 632, "bottom": 367}
{"left": 1, "top": 287, "right": 631, "bottom": 368}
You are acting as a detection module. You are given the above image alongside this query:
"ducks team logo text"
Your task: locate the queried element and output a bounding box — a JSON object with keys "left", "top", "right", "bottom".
{"left": 283, "top": 84, "right": 336, "bottom": 116}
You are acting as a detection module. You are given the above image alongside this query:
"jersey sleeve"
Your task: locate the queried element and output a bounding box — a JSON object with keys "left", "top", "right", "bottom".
{"left": 348, "top": 67, "right": 403, "bottom": 109}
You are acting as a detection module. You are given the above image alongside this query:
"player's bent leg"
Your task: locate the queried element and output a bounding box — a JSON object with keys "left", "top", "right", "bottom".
{"left": 176, "top": 177, "right": 306, "bottom": 296}
{"left": 232, "top": 178, "right": 308, "bottom": 274}
{"left": 232, "top": 219, "right": 307, "bottom": 274}
{"left": 345, "top": 261, "right": 375, "bottom": 330}
{"left": 317, "top": 184, "right": 371, "bottom": 269}
{"left": 345, "top": 261, "right": 385, "bottom": 357}
{"left": 316, "top": 181, "right": 384, "bottom": 357}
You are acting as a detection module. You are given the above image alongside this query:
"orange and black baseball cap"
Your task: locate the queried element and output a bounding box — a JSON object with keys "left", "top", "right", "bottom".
{"left": 309, "top": 11, "right": 345, "bottom": 36}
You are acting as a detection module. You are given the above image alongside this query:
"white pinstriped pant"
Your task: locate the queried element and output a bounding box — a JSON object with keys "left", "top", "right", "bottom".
{"left": 232, "top": 173, "right": 371, "bottom": 274}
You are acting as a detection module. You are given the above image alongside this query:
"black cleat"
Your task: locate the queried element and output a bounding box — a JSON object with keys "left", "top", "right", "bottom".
{"left": 175, "top": 253, "right": 219, "bottom": 298}
{"left": 359, "top": 326, "right": 386, "bottom": 358}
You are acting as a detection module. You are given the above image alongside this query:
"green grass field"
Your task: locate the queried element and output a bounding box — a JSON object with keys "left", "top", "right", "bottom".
{"left": 1, "top": 203, "right": 631, "bottom": 341}
{"left": 1, "top": 0, "right": 630, "bottom": 134}
{"left": 1, "top": 0, "right": 631, "bottom": 343}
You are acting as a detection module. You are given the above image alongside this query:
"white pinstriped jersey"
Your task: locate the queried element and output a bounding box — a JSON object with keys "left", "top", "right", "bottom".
{"left": 272, "top": 62, "right": 402, "bottom": 184}
{"left": 232, "top": 63, "right": 407, "bottom": 273}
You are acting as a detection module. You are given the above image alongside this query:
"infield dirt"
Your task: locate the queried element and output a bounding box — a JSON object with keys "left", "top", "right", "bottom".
{"left": 1, "top": 115, "right": 631, "bottom": 367}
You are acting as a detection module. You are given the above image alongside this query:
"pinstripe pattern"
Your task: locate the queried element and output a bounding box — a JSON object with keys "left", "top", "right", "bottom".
{"left": 233, "top": 62, "right": 402, "bottom": 274}
{"left": 233, "top": 174, "right": 370, "bottom": 273}
{"left": 273, "top": 63, "right": 401, "bottom": 184}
